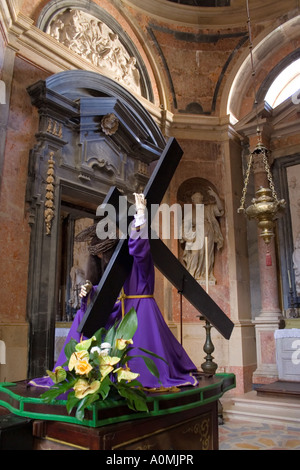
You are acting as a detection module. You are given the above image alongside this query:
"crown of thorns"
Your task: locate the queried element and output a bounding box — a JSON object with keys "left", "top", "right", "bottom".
{"left": 75, "top": 222, "right": 118, "bottom": 255}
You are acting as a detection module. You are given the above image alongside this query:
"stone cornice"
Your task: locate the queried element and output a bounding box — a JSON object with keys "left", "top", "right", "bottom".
{"left": 169, "top": 113, "right": 240, "bottom": 142}
{"left": 0, "top": 0, "right": 20, "bottom": 44}
{"left": 122, "top": 0, "right": 299, "bottom": 28}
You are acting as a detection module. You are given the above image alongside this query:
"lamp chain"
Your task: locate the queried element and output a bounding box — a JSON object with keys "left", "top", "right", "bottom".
{"left": 238, "top": 152, "right": 253, "bottom": 212}
{"left": 238, "top": 0, "right": 280, "bottom": 212}
{"left": 246, "top": 0, "right": 259, "bottom": 127}
{"left": 261, "top": 149, "right": 279, "bottom": 203}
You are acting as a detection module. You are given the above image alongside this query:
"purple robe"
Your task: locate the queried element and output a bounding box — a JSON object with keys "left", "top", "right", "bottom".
{"left": 29, "top": 224, "right": 198, "bottom": 389}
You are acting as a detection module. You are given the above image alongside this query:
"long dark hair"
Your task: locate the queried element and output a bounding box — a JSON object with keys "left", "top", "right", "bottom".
{"left": 85, "top": 246, "right": 115, "bottom": 285}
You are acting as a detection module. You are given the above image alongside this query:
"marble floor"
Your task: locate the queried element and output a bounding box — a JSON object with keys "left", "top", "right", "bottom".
{"left": 219, "top": 419, "right": 300, "bottom": 450}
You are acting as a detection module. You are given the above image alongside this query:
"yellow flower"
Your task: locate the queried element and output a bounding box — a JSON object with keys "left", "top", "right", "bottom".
{"left": 99, "top": 355, "right": 120, "bottom": 379}
{"left": 100, "top": 364, "right": 114, "bottom": 379}
{"left": 75, "top": 336, "right": 96, "bottom": 352}
{"left": 74, "top": 359, "right": 93, "bottom": 376}
{"left": 115, "top": 367, "right": 140, "bottom": 383}
{"left": 115, "top": 338, "right": 133, "bottom": 350}
{"left": 68, "top": 350, "right": 89, "bottom": 372}
{"left": 74, "top": 378, "right": 100, "bottom": 399}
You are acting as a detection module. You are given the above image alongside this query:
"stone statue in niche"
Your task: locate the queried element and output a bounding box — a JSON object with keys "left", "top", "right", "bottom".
{"left": 47, "top": 9, "right": 141, "bottom": 95}
{"left": 69, "top": 264, "right": 86, "bottom": 313}
{"left": 180, "top": 182, "right": 224, "bottom": 283}
{"left": 67, "top": 218, "right": 92, "bottom": 319}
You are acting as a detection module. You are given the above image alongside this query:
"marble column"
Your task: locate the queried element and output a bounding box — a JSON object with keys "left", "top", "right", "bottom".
{"left": 251, "top": 147, "right": 283, "bottom": 384}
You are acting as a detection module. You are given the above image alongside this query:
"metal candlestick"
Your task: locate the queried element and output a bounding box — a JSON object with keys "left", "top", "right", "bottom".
{"left": 198, "top": 316, "right": 218, "bottom": 375}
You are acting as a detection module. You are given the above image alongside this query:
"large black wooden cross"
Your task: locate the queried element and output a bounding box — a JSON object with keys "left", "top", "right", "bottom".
{"left": 78, "top": 138, "right": 234, "bottom": 340}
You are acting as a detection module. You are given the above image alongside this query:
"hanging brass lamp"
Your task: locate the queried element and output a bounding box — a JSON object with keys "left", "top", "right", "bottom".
{"left": 238, "top": 139, "right": 286, "bottom": 245}
{"left": 245, "top": 187, "right": 284, "bottom": 245}
{"left": 238, "top": 1, "right": 285, "bottom": 246}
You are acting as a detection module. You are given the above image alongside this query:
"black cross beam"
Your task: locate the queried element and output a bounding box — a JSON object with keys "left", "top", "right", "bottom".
{"left": 78, "top": 138, "right": 234, "bottom": 340}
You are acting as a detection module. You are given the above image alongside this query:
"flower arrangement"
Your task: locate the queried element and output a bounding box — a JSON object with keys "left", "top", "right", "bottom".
{"left": 41, "top": 308, "right": 166, "bottom": 422}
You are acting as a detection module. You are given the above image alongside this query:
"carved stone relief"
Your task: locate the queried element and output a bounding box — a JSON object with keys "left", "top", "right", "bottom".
{"left": 47, "top": 9, "right": 141, "bottom": 95}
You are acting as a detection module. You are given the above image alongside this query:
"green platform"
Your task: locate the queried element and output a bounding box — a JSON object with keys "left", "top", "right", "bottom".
{"left": 0, "top": 373, "right": 235, "bottom": 428}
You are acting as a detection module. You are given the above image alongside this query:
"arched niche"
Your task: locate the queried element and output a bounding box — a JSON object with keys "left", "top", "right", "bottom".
{"left": 177, "top": 177, "right": 224, "bottom": 285}
{"left": 26, "top": 70, "right": 165, "bottom": 378}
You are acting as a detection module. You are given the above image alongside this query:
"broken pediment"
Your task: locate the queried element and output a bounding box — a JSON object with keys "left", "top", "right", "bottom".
{"left": 26, "top": 71, "right": 165, "bottom": 210}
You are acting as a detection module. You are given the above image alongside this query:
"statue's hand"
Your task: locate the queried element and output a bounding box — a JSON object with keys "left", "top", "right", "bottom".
{"left": 207, "top": 187, "right": 216, "bottom": 198}
{"left": 133, "top": 193, "right": 146, "bottom": 214}
{"left": 79, "top": 280, "right": 92, "bottom": 298}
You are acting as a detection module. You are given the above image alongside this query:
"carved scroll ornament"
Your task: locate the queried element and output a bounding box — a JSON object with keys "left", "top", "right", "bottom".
{"left": 101, "top": 113, "right": 119, "bottom": 135}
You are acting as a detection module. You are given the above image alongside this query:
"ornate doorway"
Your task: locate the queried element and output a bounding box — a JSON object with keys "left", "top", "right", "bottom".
{"left": 26, "top": 71, "right": 165, "bottom": 377}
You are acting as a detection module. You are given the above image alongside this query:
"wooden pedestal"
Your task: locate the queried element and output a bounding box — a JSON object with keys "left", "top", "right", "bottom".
{"left": 0, "top": 373, "right": 235, "bottom": 450}
{"left": 33, "top": 400, "right": 217, "bottom": 450}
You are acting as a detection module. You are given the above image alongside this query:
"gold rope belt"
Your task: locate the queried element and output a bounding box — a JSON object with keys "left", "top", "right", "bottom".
{"left": 117, "top": 287, "right": 154, "bottom": 317}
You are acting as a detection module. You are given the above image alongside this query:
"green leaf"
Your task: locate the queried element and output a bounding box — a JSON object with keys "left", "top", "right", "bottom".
{"left": 93, "top": 327, "right": 106, "bottom": 344}
{"left": 138, "top": 347, "right": 168, "bottom": 364}
{"left": 98, "top": 375, "right": 112, "bottom": 400}
{"left": 41, "top": 387, "right": 63, "bottom": 403}
{"left": 127, "top": 379, "right": 144, "bottom": 388}
{"left": 125, "top": 354, "right": 161, "bottom": 380}
{"left": 66, "top": 390, "right": 79, "bottom": 415}
{"left": 104, "top": 324, "right": 117, "bottom": 352}
{"left": 75, "top": 398, "right": 87, "bottom": 422}
{"left": 75, "top": 394, "right": 90, "bottom": 421}
{"left": 116, "top": 383, "right": 148, "bottom": 412}
{"left": 140, "top": 356, "right": 161, "bottom": 380}
{"left": 85, "top": 392, "right": 100, "bottom": 408}
{"left": 40, "top": 378, "right": 76, "bottom": 403}
{"left": 75, "top": 392, "right": 99, "bottom": 421}
{"left": 115, "top": 308, "right": 138, "bottom": 341}
{"left": 104, "top": 308, "right": 138, "bottom": 357}
{"left": 64, "top": 338, "right": 77, "bottom": 361}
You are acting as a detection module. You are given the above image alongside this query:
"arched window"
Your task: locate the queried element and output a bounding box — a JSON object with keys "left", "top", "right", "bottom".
{"left": 265, "top": 58, "right": 300, "bottom": 108}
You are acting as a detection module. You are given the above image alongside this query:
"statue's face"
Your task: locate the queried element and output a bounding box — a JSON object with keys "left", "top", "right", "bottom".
{"left": 191, "top": 192, "right": 203, "bottom": 204}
